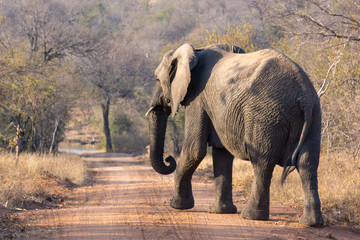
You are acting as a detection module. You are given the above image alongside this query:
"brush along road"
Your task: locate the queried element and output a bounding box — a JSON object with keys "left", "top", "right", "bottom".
{"left": 25, "top": 153, "right": 358, "bottom": 239}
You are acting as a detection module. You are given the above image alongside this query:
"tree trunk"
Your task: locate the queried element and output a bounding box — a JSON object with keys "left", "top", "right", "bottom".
{"left": 15, "top": 124, "right": 21, "bottom": 163}
{"left": 13, "top": 116, "right": 24, "bottom": 163}
{"left": 49, "top": 117, "right": 60, "bottom": 154}
{"left": 101, "top": 98, "right": 113, "bottom": 152}
{"left": 31, "top": 120, "right": 40, "bottom": 152}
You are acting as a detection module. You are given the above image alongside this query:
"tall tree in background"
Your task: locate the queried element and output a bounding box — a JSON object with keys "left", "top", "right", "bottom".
{"left": 79, "top": 41, "right": 118, "bottom": 152}
{"left": 78, "top": 38, "right": 148, "bottom": 152}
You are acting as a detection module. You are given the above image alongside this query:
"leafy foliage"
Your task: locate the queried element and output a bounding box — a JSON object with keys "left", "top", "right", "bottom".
{"left": 0, "top": 44, "right": 69, "bottom": 153}
{"left": 205, "top": 23, "right": 259, "bottom": 52}
{"left": 112, "top": 113, "right": 133, "bottom": 135}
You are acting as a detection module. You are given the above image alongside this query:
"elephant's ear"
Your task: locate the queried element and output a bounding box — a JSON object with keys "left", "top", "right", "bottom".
{"left": 170, "top": 44, "right": 198, "bottom": 117}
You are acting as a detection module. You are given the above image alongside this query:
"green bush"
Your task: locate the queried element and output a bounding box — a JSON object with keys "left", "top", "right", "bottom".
{"left": 112, "top": 133, "right": 148, "bottom": 154}
{"left": 110, "top": 110, "right": 149, "bottom": 154}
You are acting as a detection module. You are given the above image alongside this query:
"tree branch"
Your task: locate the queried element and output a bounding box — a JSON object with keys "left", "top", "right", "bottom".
{"left": 317, "top": 39, "right": 349, "bottom": 97}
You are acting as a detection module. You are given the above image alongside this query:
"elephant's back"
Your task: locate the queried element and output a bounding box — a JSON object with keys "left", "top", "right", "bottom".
{"left": 208, "top": 49, "right": 309, "bottom": 115}
{"left": 211, "top": 49, "right": 317, "bottom": 112}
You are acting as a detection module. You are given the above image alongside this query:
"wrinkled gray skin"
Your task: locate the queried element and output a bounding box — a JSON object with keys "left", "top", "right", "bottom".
{"left": 147, "top": 43, "right": 323, "bottom": 226}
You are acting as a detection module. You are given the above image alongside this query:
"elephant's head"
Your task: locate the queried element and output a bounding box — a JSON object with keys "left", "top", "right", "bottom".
{"left": 145, "top": 43, "right": 198, "bottom": 175}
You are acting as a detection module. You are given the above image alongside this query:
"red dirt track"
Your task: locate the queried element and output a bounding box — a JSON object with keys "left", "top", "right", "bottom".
{"left": 24, "top": 153, "right": 359, "bottom": 239}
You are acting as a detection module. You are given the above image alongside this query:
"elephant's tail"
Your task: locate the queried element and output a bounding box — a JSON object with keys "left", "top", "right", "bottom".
{"left": 281, "top": 100, "right": 313, "bottom": 186}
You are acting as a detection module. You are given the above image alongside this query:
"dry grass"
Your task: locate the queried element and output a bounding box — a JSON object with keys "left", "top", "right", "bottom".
{"left": 197, "top": 152, "right": 360, "bottom": 228}
{"left": 0, "top": 152, "right": 87, "bottom": 208}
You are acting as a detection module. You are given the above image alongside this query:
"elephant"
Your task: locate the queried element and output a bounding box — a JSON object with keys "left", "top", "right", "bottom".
{"left": 146, "top": 43, "right": 323, "bottom": 226}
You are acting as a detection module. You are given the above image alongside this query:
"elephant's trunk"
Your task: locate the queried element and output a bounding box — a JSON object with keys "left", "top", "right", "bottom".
{"left": 149, "top": 107, "right": 176, "bottom": 175}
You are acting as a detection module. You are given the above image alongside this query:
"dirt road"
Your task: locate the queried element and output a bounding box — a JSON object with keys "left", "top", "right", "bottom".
{"left": 25, "top": 153, "right": 358, "bottom": 239}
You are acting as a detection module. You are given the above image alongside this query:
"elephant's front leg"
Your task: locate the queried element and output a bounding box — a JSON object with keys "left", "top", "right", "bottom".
{"left": 170, "top": 151, "right": 204, "bottom": 209}
{"left": 170, "top": 107, "right": 209, "bottom": 210}
{"left": 209, "top": 147, "right": 237, "bottom": 214}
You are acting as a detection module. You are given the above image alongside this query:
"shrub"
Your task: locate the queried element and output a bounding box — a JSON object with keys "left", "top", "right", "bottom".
{"left": 0, "top": 152, "right": 87, "bottom": 208}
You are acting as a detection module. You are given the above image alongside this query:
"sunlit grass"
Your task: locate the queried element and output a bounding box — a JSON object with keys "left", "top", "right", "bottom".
{"left": 0, "top": 152, "right": 87, "bottom": 208}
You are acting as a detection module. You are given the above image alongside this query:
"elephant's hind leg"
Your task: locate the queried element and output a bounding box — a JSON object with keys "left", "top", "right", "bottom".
{"left": 297, "top": 139, "right": 324, "bottom": 226}
{"left": 241, "top": 160, "right": 275, "bottom": 220}
{"left": 209, "top": 147, "right": 237, "bottom": 214}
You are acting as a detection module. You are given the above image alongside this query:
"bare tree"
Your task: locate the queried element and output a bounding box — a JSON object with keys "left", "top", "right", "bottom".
{"left": 274, "top": 0, "right": 360, "bottom": 42}
{"left": 10, "top": 0, "right": 102, "bottom": 62}
{"left": 253, "top": 0, "right": 360, "bottom": 159}
{"left": 78, "top": 38, "right": 147, "bottom": 152}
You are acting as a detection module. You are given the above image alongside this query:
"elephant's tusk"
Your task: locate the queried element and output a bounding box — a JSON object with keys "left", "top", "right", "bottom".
{"left": 145, "top": 106, "right": 155, "bottom": 117}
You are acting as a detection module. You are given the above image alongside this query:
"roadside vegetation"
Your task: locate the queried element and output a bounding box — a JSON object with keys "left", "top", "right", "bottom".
{"left": 0, "top": 153, "right": 87, "bottom": 209}
{"left": 0, "top": 152, "right": 87, "bottom": 238}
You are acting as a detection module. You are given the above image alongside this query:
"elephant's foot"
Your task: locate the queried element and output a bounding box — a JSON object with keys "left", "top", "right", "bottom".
{"left": 170, "top": 195, "right": 194, "bottom": 210}
{"left": 299, "top": 204, "right": 324, "bottom": 227}
{"left": 241, "top": 204, "right": 269, "bottom": 220}
{"left": 208, "top": 201, "right": 237, "bottom": 214}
